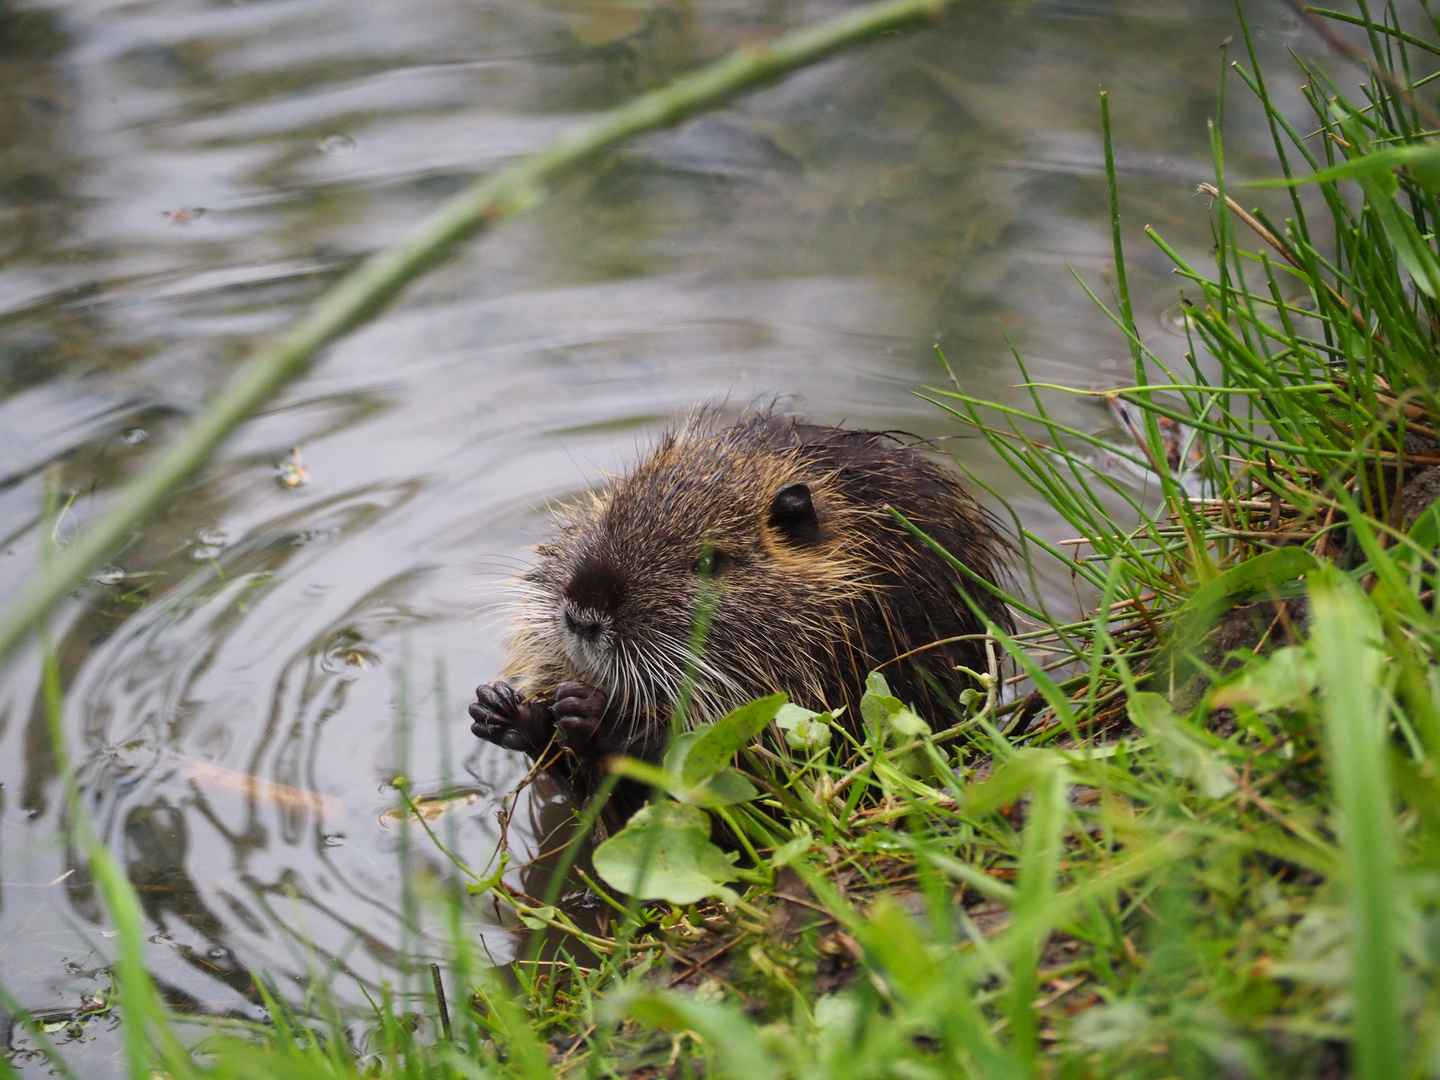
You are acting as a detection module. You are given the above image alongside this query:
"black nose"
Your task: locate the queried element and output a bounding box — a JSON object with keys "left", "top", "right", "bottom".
{"left": 564, "top": 610, "right": 606, "bottom": 643}
{"left": 564, "top": 556, "right": 628, "bottom": 616}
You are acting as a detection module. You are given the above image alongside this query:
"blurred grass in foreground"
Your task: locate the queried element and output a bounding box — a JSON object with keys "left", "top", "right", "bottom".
{"left": 13, "top": 2, "right": 1440, "bottom": 1078}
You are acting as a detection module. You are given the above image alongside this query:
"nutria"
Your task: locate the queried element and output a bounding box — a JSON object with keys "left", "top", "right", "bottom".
{"left": 469, "top": 410, "right": 1012, "bottom": 815}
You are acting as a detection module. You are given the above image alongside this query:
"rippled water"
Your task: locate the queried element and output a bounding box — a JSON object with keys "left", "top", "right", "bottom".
{"left": 0, "top": 0, "right": 1326, "bottom": 1069}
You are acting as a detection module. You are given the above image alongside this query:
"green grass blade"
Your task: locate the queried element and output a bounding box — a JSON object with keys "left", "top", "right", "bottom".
{"left": 1309, "top": 564, "right": 1403, "bottom": 1080}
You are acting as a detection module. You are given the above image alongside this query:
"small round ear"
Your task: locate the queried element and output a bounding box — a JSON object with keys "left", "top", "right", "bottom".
{"left": 767, "top": 482, "right": 820, "bottom": 546}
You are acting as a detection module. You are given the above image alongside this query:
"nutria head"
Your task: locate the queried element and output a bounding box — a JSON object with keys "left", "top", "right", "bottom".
{"left": 506, "top": 411, "right": 1011, "bottom": 734}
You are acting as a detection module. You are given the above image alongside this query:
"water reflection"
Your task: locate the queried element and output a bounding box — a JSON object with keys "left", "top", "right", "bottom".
{"left": 0, "top": 0, "right": 1333, "bottom": 1067}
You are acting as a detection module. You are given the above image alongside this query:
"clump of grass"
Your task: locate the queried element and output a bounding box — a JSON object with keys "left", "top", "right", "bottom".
{"left": 473, "top": 3, "right": 1440, "bottom": 1076}
{"left": 13, "top": 4, "right": 1440, "bottom": 1079}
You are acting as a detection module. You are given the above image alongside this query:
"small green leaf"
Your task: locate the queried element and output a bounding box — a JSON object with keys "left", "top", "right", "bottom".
{"left": 1208, "top": 646, "right": 1316, "bottom": 715}
{"left": 517, "top": 904, "right": 557, "bottom": 930}
{"left": 681, "top": 693, "right": 786, "bottom": 786}
{"left": 861, "top": 671, "right": 903, "bottom": 729}
{"left": 592, "top": 801, "right": 739, "bottom": 904}
{"left": 887, "top": 705, "right": 930, "bottom": 737}
{"left": 774, "top": 702, "right": 834, "bottom": 749}
{"left": 860, "top": 671, "right": 930, "bottom": 737}
{"left": 1128, "top": 692, "right": 1235, "bottom": 799}
{"left": 771, "top": 829, "right": 812, "bottom": 866}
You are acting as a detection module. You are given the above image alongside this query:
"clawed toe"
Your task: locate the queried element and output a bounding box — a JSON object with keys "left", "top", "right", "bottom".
{"left": 469, "top": 680, "right": 554, "bottom": 756}
{"left": 553, "top": 681, "right": 624, "bottom": 755}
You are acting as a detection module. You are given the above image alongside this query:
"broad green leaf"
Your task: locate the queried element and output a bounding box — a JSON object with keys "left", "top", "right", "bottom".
{"left": 1330, "top": 118, "right": 1440, "bottom": 296}
{"left": 607, "top": 755, "right": 683, "bottom": 794}
{"left": 607, "top": 755, "right": 756, "bottom": 807}
{"left": 681, "top": 693, "right": 786, "bottom": 786}
{"left": 700, "top": 768, "right": 759, "bottom": 807}
{"left": 1248, "top": 141, "right": 1440, "bottom": 191}
{"left": 858, "top": 895, "right": 941, "bottom": 1000}
{"left": 662, "top": 728, "right": 706, "bottom": 775}
{"left": 592, "top": 800, "right": 738, "bottom": 904}
{"left": 1408, "top": 498, "right": 1440, "bottom": 552}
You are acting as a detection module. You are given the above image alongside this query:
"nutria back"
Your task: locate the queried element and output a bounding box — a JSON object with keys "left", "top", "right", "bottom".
{"left": 502, "top": 411, "right": 1012, "bottom": 747}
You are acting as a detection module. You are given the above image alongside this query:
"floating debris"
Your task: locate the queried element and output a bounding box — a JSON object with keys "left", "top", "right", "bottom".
{"left": 179, "top": 758, "right": 346, "bottom": 818}
{"left": 567, "top": 0, "right": 651, "bottom": 47}
{"left": 321, "top": 627, "right": 377, "bottom": 673}
{"left": 379, "top": 789, "right": 482, "bottom": 827}
{"left": 276, "top": 447, "right": 310, "bottom": 488}
{"left": 191, "top": 527, "right": 228, "bottom": 561}
{"left": 161, "top": 207, "right": 205, "bottom": 224}
{"left": 317, "top": 134, "right": 356, "bottom": 156}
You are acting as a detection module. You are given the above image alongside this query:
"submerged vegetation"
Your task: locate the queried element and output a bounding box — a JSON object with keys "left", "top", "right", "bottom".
{"left": 12, "top": 1, "right": 1440, "bottom": 1078}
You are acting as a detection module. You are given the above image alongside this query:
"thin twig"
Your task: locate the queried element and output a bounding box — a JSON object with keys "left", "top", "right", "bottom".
{"left": 430, "top": 964, "right": 453, "bottom": 1042}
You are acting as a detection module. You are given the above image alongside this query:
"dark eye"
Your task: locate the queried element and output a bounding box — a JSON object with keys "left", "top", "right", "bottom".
{"left": 694, "top": 547, "right": 726, "bottom": 577}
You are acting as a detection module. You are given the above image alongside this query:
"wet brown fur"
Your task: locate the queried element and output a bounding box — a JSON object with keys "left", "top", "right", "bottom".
{"left": 503, "top": 410, "right": 1013, "bottom": 752}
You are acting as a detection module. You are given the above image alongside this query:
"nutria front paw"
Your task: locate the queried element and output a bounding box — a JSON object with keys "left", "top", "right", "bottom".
{"left": 552, "top": 680, "right": 617, "bottom": 757}
{"left": 469, "top": 680, "right": 555, "bottom": 756}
